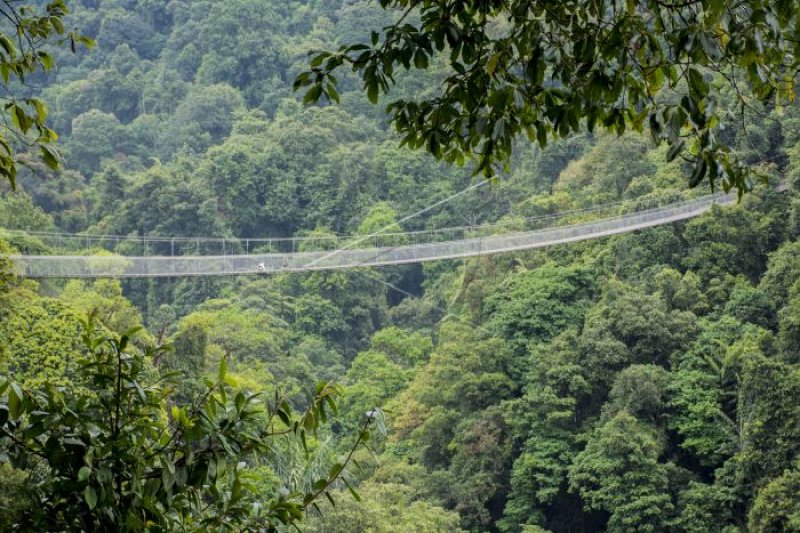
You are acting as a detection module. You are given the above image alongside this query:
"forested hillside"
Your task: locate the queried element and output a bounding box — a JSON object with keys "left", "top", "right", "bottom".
{"left": 2, "top": 0, "right": 800, "bottom": 531}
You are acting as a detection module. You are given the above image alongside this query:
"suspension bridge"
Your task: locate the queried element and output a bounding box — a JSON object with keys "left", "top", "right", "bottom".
{"left": 4, "top": 186, "right": 774, "bottom": 279}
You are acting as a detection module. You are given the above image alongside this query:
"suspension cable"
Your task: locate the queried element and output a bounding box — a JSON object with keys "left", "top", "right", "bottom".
{"left": 299, "top": 177, "right": 493, "bottom": 269}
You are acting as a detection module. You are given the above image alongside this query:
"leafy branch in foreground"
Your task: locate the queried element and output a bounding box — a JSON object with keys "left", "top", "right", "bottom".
{"left": 297, "top": 0, "right": 800, "bottom": 194}
{"left": 0, "top": 311, "right": 379, "bottom": 531}
{"left": 0, "top": 0, "right": 94, "bottom": 189}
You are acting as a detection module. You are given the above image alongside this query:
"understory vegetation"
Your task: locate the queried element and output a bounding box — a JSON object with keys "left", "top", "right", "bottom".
{"left": 2, "top": 0, "right": 800, "bottom": 531}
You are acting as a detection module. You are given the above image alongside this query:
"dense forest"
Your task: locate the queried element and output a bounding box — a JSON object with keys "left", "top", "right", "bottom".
{"left": 1, "top": 0, "right": 800, "bottom": 531}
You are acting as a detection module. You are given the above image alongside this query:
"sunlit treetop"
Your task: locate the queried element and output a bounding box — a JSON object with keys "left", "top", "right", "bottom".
{"left": 297, "top": 0, "right": 800, "bottom": 194}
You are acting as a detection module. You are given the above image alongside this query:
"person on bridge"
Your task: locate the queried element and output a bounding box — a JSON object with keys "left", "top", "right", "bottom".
{"left": 257, "top": 262, "right": 266, "bottom": 273}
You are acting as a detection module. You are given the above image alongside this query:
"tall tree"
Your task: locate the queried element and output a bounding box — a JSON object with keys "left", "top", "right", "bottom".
{"left": 0, "top": 313, "right": 379, "bottom": 529}
{"left": 568, "top": 411, "right": 675, "bottom": 531}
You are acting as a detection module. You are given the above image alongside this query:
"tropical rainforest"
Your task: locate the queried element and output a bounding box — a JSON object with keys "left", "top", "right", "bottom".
{"left": 1, "top": 0, "right": 800, "bottom": 531}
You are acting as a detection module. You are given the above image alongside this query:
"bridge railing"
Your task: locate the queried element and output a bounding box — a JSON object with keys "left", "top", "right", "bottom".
{"left": 8, "top": 190, "right": 738, "bottom": 278}
{"left": 1, "top": 188, "right": 720, "bottom": 258}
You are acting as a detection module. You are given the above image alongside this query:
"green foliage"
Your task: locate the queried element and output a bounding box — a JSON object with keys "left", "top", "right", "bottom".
{"left": 340, "top": 349, "right": 413, "bottom": 436}
{"left": 0, "top": 462, "right": 36, "bottom": 530}
{"left": 298, "top": 0, "right": 800, "bottom": 191}
{"left": 568, "top": 411, "right": 674, "bottom": 532}
{"left": 3, "top": 2, "right": 800, "bottom": 531}
{"left": 65, "top": 109, "right": 133, "bottom": 175}
{"left": 186, "top": 302, "right": 288, "bottom": 363}
{"left": 303, "top": 481, "right": 464, "bottom": 532}
{"left": 682, "top": 197, "right": 783, "bottom": 283}
{"left": 724, "top": 279, "right": 776, "bottom": 329}
{"left": 668, "top": 369, "right": 737, "bottom": 466}
{"left": 161, "top": 318, "right": 209, "bottom": 402}
{"left": 446, "top": 404, "right": 513, "bottom": 529}
{"left": 357, "top": 202, "right": 406, "bottom": 239}
{"left": 0, "top": 192, "right": 54, "bottom": 231}
{"left": 749, "top": 466, "right": 800, "bottom": 532}
{"left": 761, "top": 240, "right": 800, "bottom": 309}
{"left": 654, "top": 267, "right": 708, "bottom": 315}
{"left": 778, "top": 291, "right": 800, "bottom": 361}
{"left": 0, "top": 238, "right": 15, "bottom": 293}
{"left": 169, "top": 320, "right": 208, "bottom": 375}
{"left": 369, "top": 326, "right": 432, "bottom": 365}
{"left": 501, "top": 331, "right": 586, "bottom": 530}
{"left": 485, "top": 264, "right": 592, "bottom": 352}
{"left": 61, "top": 279, "right": 147, "bottom": 338}
{"left": 159, "top": 84, "right": 245, "bottom": 156}
{"left": 0, "top": 286, "right": 84, "bottom": 390}
{"left": 0, "top": 0, "right": 93, "bottom": 189}
{"left": 554, "top": 134, "right": 654, "bottom": 203}
{"left": 603, "top": 364, "right": 669, "bottom": 423}
{"left": 583, "top": 280, "right": 697, "bottom": 366}
{"left": 377, "top": 324, "right": 515, "bottom": 527}
{"left": 737, "top": 359, "right": 800, "bottom": 488}
{"left": 677, "top": 481, "right": 738, "bottom": 532}
{"left": 0, "top": 313, "right": 378, "bottom": 530}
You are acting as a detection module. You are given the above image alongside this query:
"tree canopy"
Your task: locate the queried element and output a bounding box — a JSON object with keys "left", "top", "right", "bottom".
{"left": 298, "top": 0, "right": 800, "bottom": 193}
{"left": 1, "top": 1, "right": 800, "bottom": 530}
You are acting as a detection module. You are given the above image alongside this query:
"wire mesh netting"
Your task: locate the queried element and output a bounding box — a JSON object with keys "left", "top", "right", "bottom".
{"left": 8, "top": 191, "right": 738, "bottom": 278}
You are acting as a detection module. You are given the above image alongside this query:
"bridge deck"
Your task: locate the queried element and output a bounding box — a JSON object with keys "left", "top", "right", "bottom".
{"left": 8, "top": 191, "right": 745, "bottom": 278}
